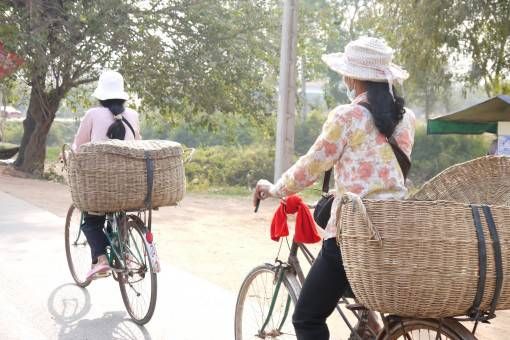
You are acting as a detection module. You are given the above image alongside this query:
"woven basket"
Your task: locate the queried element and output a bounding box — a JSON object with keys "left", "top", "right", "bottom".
{"left": 337, "top": 193, "right": 510, "bottom": 318}
{"left": 68, "top": 140, "right": 185, "bottom": 213}
{"left": 412, "top": 156, "right": 510, "bottom": 205}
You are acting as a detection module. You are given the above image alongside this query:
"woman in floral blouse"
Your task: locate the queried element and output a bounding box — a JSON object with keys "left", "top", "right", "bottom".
{"left": 254, "top": 36, "right": 416, "bottom": 340}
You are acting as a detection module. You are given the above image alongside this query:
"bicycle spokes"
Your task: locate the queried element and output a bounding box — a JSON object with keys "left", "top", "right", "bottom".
{"left": 118, "top": 221, "right": 157, "bottom": 324}
{"left": 237, "top": 266, "right": 296, "bottom": 339}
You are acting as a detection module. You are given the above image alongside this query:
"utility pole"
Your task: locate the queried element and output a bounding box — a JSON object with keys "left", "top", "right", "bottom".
{"left": 301, "top": 55, "right": 308, "bottom": 121}
{"left": 274, "top": 0, "right": 298, "bottom": 181}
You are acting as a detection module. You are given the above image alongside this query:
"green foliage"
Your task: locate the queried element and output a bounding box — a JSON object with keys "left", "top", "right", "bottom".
{"left": 364, "top": 0, "right": 510, "bottom": 101}
{"left": 294, "top": 110, "right": 324, "bottom": 154}
{"left": 140, "top": 113, "right": 275, "bottom": 148}
{"left": 1, "top": 0, "right": 281, "bottom": 174}
{"left": 120, "top": 1, "right": 281, "bottom": 122}
{"left": 3, "top": 121, "right": 78, "bottom": 147}
{"left": 3, "top": 121, "right": 23, "bottom": 144}
{"left": 297, "top": 0, "right": 362, "bottom": 107}
{"left": 45, "top": 146, "right": 60, "bottom": 163}
{"left": 185, "top": 144, "right": 275, "bottom": 190}
{"left": 46, "top": 122, "right": 77, "bottom": 147}
{"left": 409, "top": 124, "right": 491, "bottom": 185}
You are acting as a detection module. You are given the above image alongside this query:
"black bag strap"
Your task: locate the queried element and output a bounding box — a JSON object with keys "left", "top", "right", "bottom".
{"left": 482, "top": 205, "right": 503, "bottom": 318}
{"left": 388, "top": 136, "right": 411, "bottom": 180}
{"left": 122, "top": 117, "right": 136, "bottom": 139}
{"left": 320, "top": 102, "right": 411, "bottom": 192}
{"left": 469, "top": 205, "right": 487, "bottom": 319}
{"left": 322, "top": 169, "right": 332, "bottom": 194}
{"left": 358, "top": 102, "right": 411, "bottom": 179}
{"left": 144, "top": 151, "right": 154, "bottom": 231}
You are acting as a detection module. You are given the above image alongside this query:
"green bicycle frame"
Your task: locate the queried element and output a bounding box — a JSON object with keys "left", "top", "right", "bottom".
{"left": 77, "top": 212, "right": 146, "bottom": 271}
{"left": 259, "top": 267, "right": 293, "bottom": 335}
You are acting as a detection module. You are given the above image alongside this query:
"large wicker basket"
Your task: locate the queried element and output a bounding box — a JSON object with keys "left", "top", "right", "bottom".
{"left": 412, "top": 156, "right": 510, "bottom": 205}
{"left": 68, "top": 140, "right": 185, "bottom": 213}
{"left": 337, "top": 193, "right": 510, "bottom": 318}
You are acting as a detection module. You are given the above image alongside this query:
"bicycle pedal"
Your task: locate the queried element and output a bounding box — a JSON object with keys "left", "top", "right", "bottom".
{"left": 346, "top": 303, "right": 368, "bottom": 311}
{"left": 91, "top": 272, "right": 111, "bottom": 280}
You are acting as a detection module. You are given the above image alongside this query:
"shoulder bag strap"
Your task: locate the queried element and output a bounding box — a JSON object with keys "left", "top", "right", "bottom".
{"left": 122, "top": 117, "right": 136, "bottom": 139}
{"left": 322, "top": 168, "right": 332, "bottom": 194}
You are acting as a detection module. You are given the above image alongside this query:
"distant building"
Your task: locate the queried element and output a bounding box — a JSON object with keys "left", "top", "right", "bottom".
{"left": 0, "top": 106, "right": 22, "bottom": 118}
{"left": 298, "top": 80, "right": 327, "bottom": 113}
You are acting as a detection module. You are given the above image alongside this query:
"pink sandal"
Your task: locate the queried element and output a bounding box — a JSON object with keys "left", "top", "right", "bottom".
{"left": 86, "top": 255, "right": 111, "bottom": 280}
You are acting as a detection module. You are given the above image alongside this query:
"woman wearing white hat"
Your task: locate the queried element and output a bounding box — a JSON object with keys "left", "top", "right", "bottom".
{"left": 72, "top": 70, "right": 141, "bottom": 280}
{"left": 254, "top": 37, "right": 416, "bottom": 339}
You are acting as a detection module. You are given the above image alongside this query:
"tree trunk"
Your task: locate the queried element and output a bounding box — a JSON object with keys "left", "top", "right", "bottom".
{"left": 14, "top": 86, "right": 59, "bottom": 176}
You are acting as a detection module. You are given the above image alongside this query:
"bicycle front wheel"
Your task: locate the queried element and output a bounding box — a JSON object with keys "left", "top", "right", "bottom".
{"left": 383, "top": 318, "right": 474, "bottom": 340}
{"left": 235, "top": 264, "right": 299, "bottom": 340}
{"left": 64, "top": 204, "right": 91, "bottom": 287}
{"left": 118, "top": 218, "right": 157, "bottom": 325}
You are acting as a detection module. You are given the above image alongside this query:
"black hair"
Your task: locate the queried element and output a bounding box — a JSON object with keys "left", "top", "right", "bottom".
{"left": 100, "top": 99, "right": 126, "bottom": 140}
{"left": 364, "top": 81, "right": 406, "bottom": 138}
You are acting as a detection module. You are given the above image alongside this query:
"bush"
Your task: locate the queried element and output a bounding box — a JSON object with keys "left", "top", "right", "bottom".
{"left": 294, "top": 110, "right": 325, "bottom": 154}
{"left": 46, "top": 121, "right": 78, "bottom": 147}
{"left": 185, "top": 144, "right": 275, "bottom": 190}
{"left": 409, "top": 125, "right": 490, "bottom": 185}
{"left": 3, "top": 120, "right": 78, "bottom": 147}
{"left": 3, "top": 121, "right": 23, "bottom": 144}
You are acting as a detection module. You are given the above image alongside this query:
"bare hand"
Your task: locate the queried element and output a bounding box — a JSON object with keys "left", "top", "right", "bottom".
{"left": 253, "top": 179, "right": 274, "bottom": 207}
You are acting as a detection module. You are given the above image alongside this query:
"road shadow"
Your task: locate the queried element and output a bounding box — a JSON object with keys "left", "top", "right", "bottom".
{"left": 47, "top": 283, "right": 152, "bottom": 340}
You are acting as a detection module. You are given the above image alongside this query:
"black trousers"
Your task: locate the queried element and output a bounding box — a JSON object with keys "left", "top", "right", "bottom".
{"left": 292, "top": 238, "right": 350, "bottom": 340}
{"left": 81, "top": 213, "right": 109, "bottom": 262}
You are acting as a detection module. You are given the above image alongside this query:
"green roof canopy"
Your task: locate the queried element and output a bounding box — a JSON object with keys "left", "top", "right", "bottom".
{"left": 427, "top": 95, "right": 510, "bottom": 135}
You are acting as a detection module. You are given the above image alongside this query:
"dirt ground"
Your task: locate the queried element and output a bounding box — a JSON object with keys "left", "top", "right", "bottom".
{"left": 0, "top": 164, "right": 320, "bottom": 292}
{"left": 0, "top": 165, "right": 508, "bottom": 339}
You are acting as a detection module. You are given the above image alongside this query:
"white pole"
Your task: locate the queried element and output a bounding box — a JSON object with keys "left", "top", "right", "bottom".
{"left": 301, "top": 55, "right": 308, "bottom": 121}
{"left": 274, "top": 0, "right": 298, "bottom": 181}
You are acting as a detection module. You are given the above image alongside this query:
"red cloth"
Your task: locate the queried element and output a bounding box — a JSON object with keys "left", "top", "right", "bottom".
{"left": 270, "top": 195, "right": 321, "bottom": 244}
{"left": 0, "top": 42, "right": 24, "bottom": 79}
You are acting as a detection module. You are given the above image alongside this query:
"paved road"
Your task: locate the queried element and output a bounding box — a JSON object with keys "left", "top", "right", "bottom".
{"left": 0, "top": 191, "right": 235, "bottom": 340}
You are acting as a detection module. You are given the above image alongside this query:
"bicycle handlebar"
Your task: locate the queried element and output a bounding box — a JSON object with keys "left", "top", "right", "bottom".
{"left": 254, "top": 198, "right": 261, "bottom": 213}
{"left": 253, "top": 196, "right": 316, "bottom": 213}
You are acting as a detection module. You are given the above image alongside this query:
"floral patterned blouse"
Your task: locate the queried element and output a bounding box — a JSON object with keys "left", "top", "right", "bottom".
{"left": 273, "top": 92, "right": 416, "bottom": 240}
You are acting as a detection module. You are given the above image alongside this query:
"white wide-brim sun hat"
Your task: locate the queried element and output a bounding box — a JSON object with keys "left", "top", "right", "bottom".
{"left": 322, "top": 36, "right": 409, "bottom": 86}
{"left": 92, "top": 70, "right": 129, "bottom": 101}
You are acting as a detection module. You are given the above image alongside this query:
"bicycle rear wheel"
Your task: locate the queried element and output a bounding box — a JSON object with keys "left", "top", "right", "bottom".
{"left": 383, "top": 318, "right": 474, "bottom": 340}
{"left": 118, "top": 218, "right": 157, "bottom": 325}
{"left": 235, "top": 264, "right": 299, "bottom": 339}
{"left": 64, "top": 204, "right": 91, "bottom": 287}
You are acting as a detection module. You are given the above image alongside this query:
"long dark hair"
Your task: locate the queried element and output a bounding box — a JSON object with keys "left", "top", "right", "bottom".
{"left": 100, "top": 99, "right": 126, "bottom": 140}
{"left": 365, "top": 81, "right": 406, "bottom": 138}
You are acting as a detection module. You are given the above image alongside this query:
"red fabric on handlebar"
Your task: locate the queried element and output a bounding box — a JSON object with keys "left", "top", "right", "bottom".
{"left": 270, "top": 195, "right": 321, "bottom": 244}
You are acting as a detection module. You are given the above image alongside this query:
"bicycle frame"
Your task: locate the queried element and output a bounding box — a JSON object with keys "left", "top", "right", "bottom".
{"left": 259, "top": 239, "right": 370, "bottom": 339}
{"left": 78, "top": 211, "right": 148, "bottom": 275}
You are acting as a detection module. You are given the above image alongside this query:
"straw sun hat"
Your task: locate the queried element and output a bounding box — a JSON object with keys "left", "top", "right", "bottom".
{"left": 92, "top": 70, "right": 129, "bottom": 101}
{"left": 322, "top": 36, "right": 409, "bottom": 89}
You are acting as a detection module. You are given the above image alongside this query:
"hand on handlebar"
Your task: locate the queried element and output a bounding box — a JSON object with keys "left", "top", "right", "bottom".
{"left": 253, "top": 179, "right": 277, "bottom": 211}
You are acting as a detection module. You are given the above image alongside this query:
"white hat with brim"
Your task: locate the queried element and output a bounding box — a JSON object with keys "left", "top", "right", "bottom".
{"left": 92, "top": 70, "right": 129, "bottom": 101}
{"left": 322, "top": 37, "right": 409, "bottom": 87}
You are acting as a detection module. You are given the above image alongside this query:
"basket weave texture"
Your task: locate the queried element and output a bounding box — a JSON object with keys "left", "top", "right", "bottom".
{"left": 68, "top": 139, "right": 185, "bottom": 213}
{"left": 412, "top": 156, "right": 510, "bottom": 205}
{"left": 337, "top": 193, "right": 510, "bottom": 318}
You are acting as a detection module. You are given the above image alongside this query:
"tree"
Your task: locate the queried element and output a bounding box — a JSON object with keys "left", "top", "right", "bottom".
{"left": 297, "top": 0, "right": 369, "bottom": 109}
{"left": 364, "top": 0, "right": 510, "bottom": 117}
{"left": 1, "top": 0, "right": 155, "bottom": 175}
{"left": 1, "top": 0, "right": 280, "bottom": 176}
{"left": 122, "top": 1, "right": 281, "bottom": 128}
